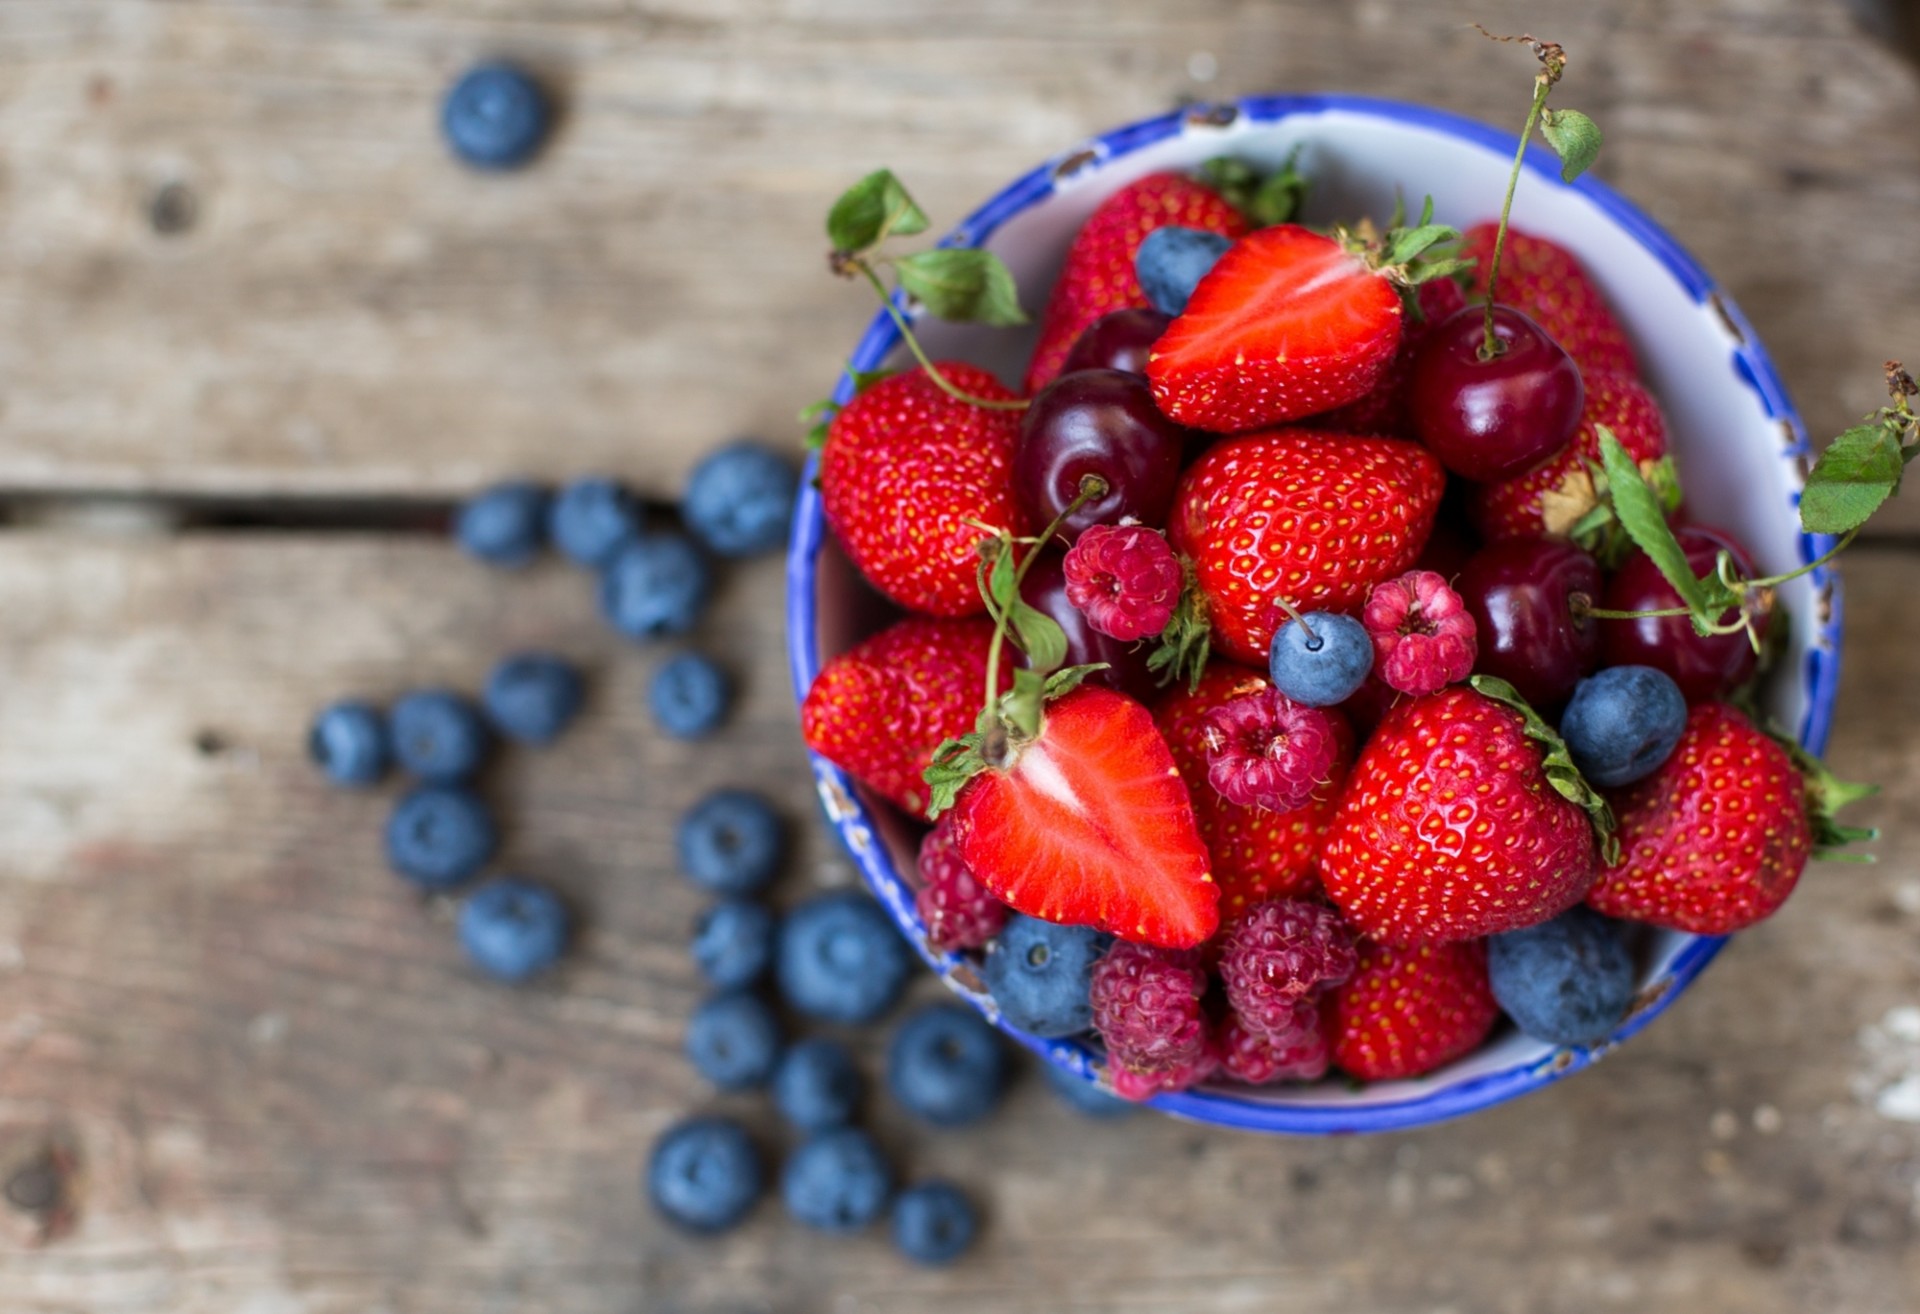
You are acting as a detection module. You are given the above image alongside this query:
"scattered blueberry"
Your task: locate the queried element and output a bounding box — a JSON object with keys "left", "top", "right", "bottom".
{"left": 677, "top": 790, "right": 783, "bottom": 895}
{"left": 1559, "top": 664, "right": 1689, "bottom": 788}
{"left": 455, "top": 481, "right": 549, "bottom": 568}
{"left": 886, "top": 1003, "right": 1008, "bottom": 1128}
{"left": 1488, "top": 907, "right": 1637, "bottom": 1048}
{"left": 388, "top": 689, "right": 490, "bottom": 783}
{"left": 549, "top": 477, "right": 643, "bottom": 567}
{"left": 1268, "top": 611, "right": 1375, "bottom": 708}
{"left": 385, "top": 785, "right": 497, "bottom": 889}
{"left": 782, "top": 1127, "right": 892, "bottom": 1233}
{"left": 691, "top": 898, "right": 777, "bottom": 990}
{"left": 776, "top": 890, "right": 911, "bottom": 1025}
{"left": 647, "top": 1115, "right": 763, "bottom": 1234}
{"left": 599, "top": 533, "right": 712, "bottom": 639}
{"left": 309, "top": 699, "right": 390, "bottom": 787}
{"left": 650, "top": 653, "right": 731, "bottom": 739}
{"left": 891, "top": 1181, "right": 979, "bottom": 1266}
{"left": 1041, "top": 1057, "right": 1136, "bottom": 1119}
{"left": 1134, "top": 226, "right": 1233, "bottom": 316}
{"left": 482, "top": 652, "right": 584, "bottom": 746}
{"left": 441, "top": 61, "right": 553, "bottom": 171}
{"left": 772, "top": 1037, "right": 864, "bottom": 1132}
{"left": 980, "top": 914, "right": 1109, "bottom": 1038}
{"left": 458, "top": 877, "right": 569, "bottom": 982}
{"left": 685, "top": 990, "right": 783, "bottom": 1090}
{"left": 682, "top": 441, "right": 799, "bottom": 558}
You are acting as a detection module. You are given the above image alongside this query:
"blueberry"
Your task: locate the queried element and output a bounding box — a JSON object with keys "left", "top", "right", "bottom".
{"left": 682, "top": 441, "right": 799, "bottom": 558}
{"left": 549, "top": 477, "right": 642, "bottom": 567}
{"left": 980, "top": 914, "right": 1109, "bottom": 1038}
{"left": 455, "top": 481, "right": 549, "bottom": 567}
{"left": 691, "top": 897, "right": 777, "bottom": 990}
{"left": 647, "top": 1116, "right": 763, "bottom": 1234}
{"left": 685, "top": 990, "right": 783, "bottom": 1090}
{"left": 458, "top": 877, "right": 570, "bottom": 981}
{"left": 599, "top": 533, "right": 712, "bottom": 639}
{"left": 1268, "top": 612, "right": 1374, "bottom": 708}
{"left": 776, "top": 890, "right": 911, "bottom": 1025}
{"left": 676, "top": 790, "right": 783, "bottom": 895}
{"left": 1134, "top": 226, "right": 1234, "bottom": 316}
{"left": 772, "top": 1037, "right": 864, "bottom": 1131}
{"left": 886, "top": 1003, "right": 1008, "bottom": 1128}
{"left": 650, "top": 653, "right": 731, "bottom": 739}
{"left": 891, "top": 1181, "right": 978, "bottom": 1266}
{"left": 1488, "top": 907, "right": 1636, "bottom": 1048}
{"left": 441, "top": 61, "right": 552, "bottom": 171}
{"left": 385, "top": 786, "right": 497, "bottom": 889}
{"left": 1041, "top": 1058, "right": 1135, "bottom": 1119}
{"left": 482, "top": 652, "right": 584, "bottom": 746}
{"left": 309, "top": 699, "right": 389, "bottom": 786}
{"left": 388, "top": 689, "right": 490, "bottom": 783}
{"left": 781, "top": 1127, "right": 892, "bottom": 1233}
{"left": 1559, "top": 665, "right": 1688, "bottom": 788}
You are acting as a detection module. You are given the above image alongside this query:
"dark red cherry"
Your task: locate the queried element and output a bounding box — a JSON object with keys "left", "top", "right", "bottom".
{"left": 1600, "top": 526, "right": 1770, "bottom": 702}
{"left": 1410, "top": 304, "right": 1585, "bottom": 483}
{"left": 1455, "top": 536, "right": 1603, "bottom": 713}
{"left": 1017, "top": 550, "right": 1159, "bottom": 703}
{"left": 1014, "top": 369, "right": 1189, "bottom": 540}
{"left": 1060, "top": 308, "right": 1172, "bottom": 377}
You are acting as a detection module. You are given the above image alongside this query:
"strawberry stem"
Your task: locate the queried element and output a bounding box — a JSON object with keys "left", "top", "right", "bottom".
{"left": 852, "top": 260, "right": 1030, "bottom": 413}
{"left": 1474, "top": 28, "right": 1570, "bottom": 361}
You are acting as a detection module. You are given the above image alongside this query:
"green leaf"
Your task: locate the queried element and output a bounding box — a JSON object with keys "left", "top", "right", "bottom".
{"left": 827, "top": 169, "right": 929, "bottom": 253}
{"left": 846, "top": 367, "right": 894, "bottom": 396}
{"left": 1599, "top": 427, "right": 1716, "bottom": 621}
{"left": 1644, "top": 454, "right": 1685, "bottom": 516}
{"left": 1201, "top": 151, "right": 1311, "bottom": 227}
{"left": 799, "top": 397, "right": 837, "bottom": 450}
{"left": 1146, "top": 561, "right": 1213, "bottom": 693}
{"left": 1009, "top": 599, "right": 1068, "bottom": 674}
{"left": 1771, "top": 733, "right": 1880, "bottom": 859}
{"left": 1044, "top": 663, "right": 1109, "bottom": 699}
{"left": 1382, "top": 221, "right": 1460, "bottom": 267}
{"left": 923, "top": 732, "right": 987, "bottom": 819}
{"left": 1539, "top": 108, "right": 1603, "bottom": 182}
{"left": 1002, "top": 667, "right": 1048, "bottom": 741}
{"left": 1469, "top": 675, "right": 1620, "bottom": 864}
{"left": 1800, "top": 421, "right": 1905, "bottom": 535}
{"left": 892, "top": 249, "right": 1027, "bottom": 326}
{"left": 986, "top": 539, "right": 1017, "bottom": 613}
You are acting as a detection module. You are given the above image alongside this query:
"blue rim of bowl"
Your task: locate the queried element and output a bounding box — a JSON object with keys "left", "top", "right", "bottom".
{"left": 784, "top": 94, "right": 1843, "bottom": 1134}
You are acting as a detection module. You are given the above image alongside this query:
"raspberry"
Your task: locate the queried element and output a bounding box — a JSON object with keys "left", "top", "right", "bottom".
{"left": 1109, "top": 1045, "right": 1220, "bottom": 1102}
{"left": 1089, "top": 942, "right": 1212, "bottom": 1098}
{"left": 1200, "top": 690, "right": 1346, "bottom": 813}
{"left": 914, "top": 815, "right": 1008, "bottom": 953}
{"left": 1217, "top": 1003, "right": 1329, "bottom": 1086}
{"left": 1218, "top": 899, "right": 1357, "bottom": 1040}
{"left": 1363, "top": 570, "right": 1477, "bottom": 697}
{"left": 1062, "top": 524, "right": 1182, "bottom": 641}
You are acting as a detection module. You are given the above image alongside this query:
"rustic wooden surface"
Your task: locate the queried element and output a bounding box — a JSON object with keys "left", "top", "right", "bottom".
{"left": 1, "top": 1, "right": 1918, "bottom": 1312}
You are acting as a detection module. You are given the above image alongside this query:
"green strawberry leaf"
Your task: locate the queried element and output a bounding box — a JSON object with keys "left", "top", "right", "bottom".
{"left": 1200, "top": 151, "right": 1310, "bottom": 227}
{"left": 1800, "top": 421, "right": 1905, "bottom": 536}
{"left": 1147, "top": 560, "right": 1213, "bottom": 693}
{"left": 827, "top": 169, "right": 930, "bottom": 254}
{"left": 892, "top": 249, "right": 1028, "bottom": 326}
{"left": 1009, "top": 599, "right": 1068, "bottom": 674}
{"left": 923, "top": 732, "right": 987, "bottom": 820}
{"left": 1469, "top": 674, "right": 1620, "bottom": 865}
{"left": 1539, "top": 107, "right": 1603, "bottom": 182}
{"left": 1001, "top": 667, "right": 1049, "bottom": 741}
{"left": 1770, "top": 733, "right": 1880, "bottom": 860}
{"left": 1599, "top": 427, "right": 1725, "bottom": 631}
{"left": 1045, "top": 663, "right": 1110, "bottom": 699}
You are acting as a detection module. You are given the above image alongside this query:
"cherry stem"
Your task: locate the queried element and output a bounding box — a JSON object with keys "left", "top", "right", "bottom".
{"left": 979, "top": 474, "right": 1110, "bottom": 714}
{"left": 1270, "top": 594, "right": 1320, "bottom": 646}
{"left": 1744, "top": 528, "right": 1857, "bottom": 591}
{"left": 855, "top": 261, "right": 1030, "bottom": 413}
{"left": 1481, "top": 72, "right": 1554, "bottom": 360}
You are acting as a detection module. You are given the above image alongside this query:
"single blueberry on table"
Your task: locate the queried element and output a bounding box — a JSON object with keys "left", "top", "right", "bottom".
{"left": 677, "top": 789, "right": 783, "bottom": 895}
{"left": 458, "top": 877, "right": 570, "bottom": 982}
{"left": 549, "top": 477, "right": 642, "bottom": 567}
{"left": 691, "top": 897, "right": 777, "bottom": 990}
{"left": 782, "top": 1127, "right": 892, "bottom": 1234}
{"left": 1488, "top": 907, "right": 1637, "bottom": 1048}
{"left": 682, "top": 441, "right": 799, "bottom": 558}
{"left": 455, "top": 481, "right": 549, "bottom": 568}
{"left": 650, "top": 653, "right": 731, "bottom": 739}
{"left": 441, "top": 61, "right": 552, "bottom": 171}
{"left": 891, "top": 1180, "right": 979, "bottom": 1266}
{"left": 385, "top": 785, "right": 497, "bottom": 889}
{"left": 886, "top": 1002, "right": 1009, "bottom": 1128}
{"left": 483, "top": 651, "right": 584, "bottom": 746}
{"left": 388, "top": 689, "right": 490, "bottom": 783}
{"left": 981, "top": 914, "right": 1110, "bottom": 1038}
{"left": 685, "top": 990, "right": 783, "bottom": 1090}
{"left": 599, "top": 533, "right": 712, "bottom": 639}
{"left": 776, "top": 890, "right": 911, "bottom": 1025}
{"left": 1041, "top": 1057, "right": 1136, "bottom": 1119}
{"left": 1134, "top": 226, "right": 1234, "bottom": 315}
{"left": 1559, "top": 664, "right": 1689, "bottom": 788}
{"left": 647, "top": 1116, "right": 763, "bottom": 1234}
{"left": 1268, "top": 612, "right": 1374, "bottom": 708}
{"left": 309, "top": 699, "right": 389, "bottom": 787}
{"left": 772, "top": 1036, "right": 864, "bottom": 1132}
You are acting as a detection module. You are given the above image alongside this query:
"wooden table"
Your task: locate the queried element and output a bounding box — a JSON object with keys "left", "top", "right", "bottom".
{"left": 3, "top": 2, "right": 1918, "bottom": 1310}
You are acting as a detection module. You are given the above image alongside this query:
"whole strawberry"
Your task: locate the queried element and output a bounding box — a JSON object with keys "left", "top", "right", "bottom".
{"left": 1328, "top": 939, "right": 1499, "bottom": 1081}
{"left": 1024, "top": 172, "right": 1248, "bottom": 395}
{"left": 1460, "top": 222, "right": 1637, "bottom": 378}
{"left": 819, "top": 364, "right": 1024, "bottom": 616}
{"left": 1168, "top": 430, "right": 1445, "bottom": 666}
{"left": 1319, "top": 684, "right": 1601, "bottom": 946}
{"left": 801, "top": 617, "right": 1007, "bottom": 820}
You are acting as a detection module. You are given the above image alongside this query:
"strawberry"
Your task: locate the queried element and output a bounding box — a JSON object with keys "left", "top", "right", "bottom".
{"left": 1327, "top": 939, "right": 1499, "bottom": 1081}
{"left": 950, "top": 686, "right": 1219, "bottom": 948}
{"left": 1152, "top": 663, "right": 1350, "bottom": 916}
{"left": 1319, "top": 275, "right": 1471, "bottom": 439}
{"left": 1023, "top": 172, "right": 1248, "bottom": 395}
{"left": 1460, "top": 222, "right": 1637, "bottom": 377}
{"left": 818, "top": 364, "right": 1023, "bottom": 617}
{"left": 1167, "top": 430, "right": 1445, "bottom": 667}
{"left": 1319, "top": 685, "right": 1600, "bottom": 945}
{"left": 801, "top": 617, "right": 1007, "bottom": 820}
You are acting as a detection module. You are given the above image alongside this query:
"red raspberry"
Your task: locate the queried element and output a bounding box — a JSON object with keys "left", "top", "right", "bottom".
{"left": 1110, "top": 1044, "right": 1221, "bottom": 1102}
{"left": 1362, "top": 570, "right": 1477, "bottom": 697}
{"left": 1062, "top": 524, "right": 1182, "bottom": 642}
{"left": 1090, "top": 942, "right": 1212, "bottom": 1100}
{"left": 1217, "top": 899, "right": 1357, "bottom": 1040}
{"left": 1217, "top": 1003, "right": 1328, "bottom": 1086}
{"left": 1200, "top": 689, "right": 1347, "bottom": 813}
{"left": 914, "top": 814, "right": 1008, "bottom": 953}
